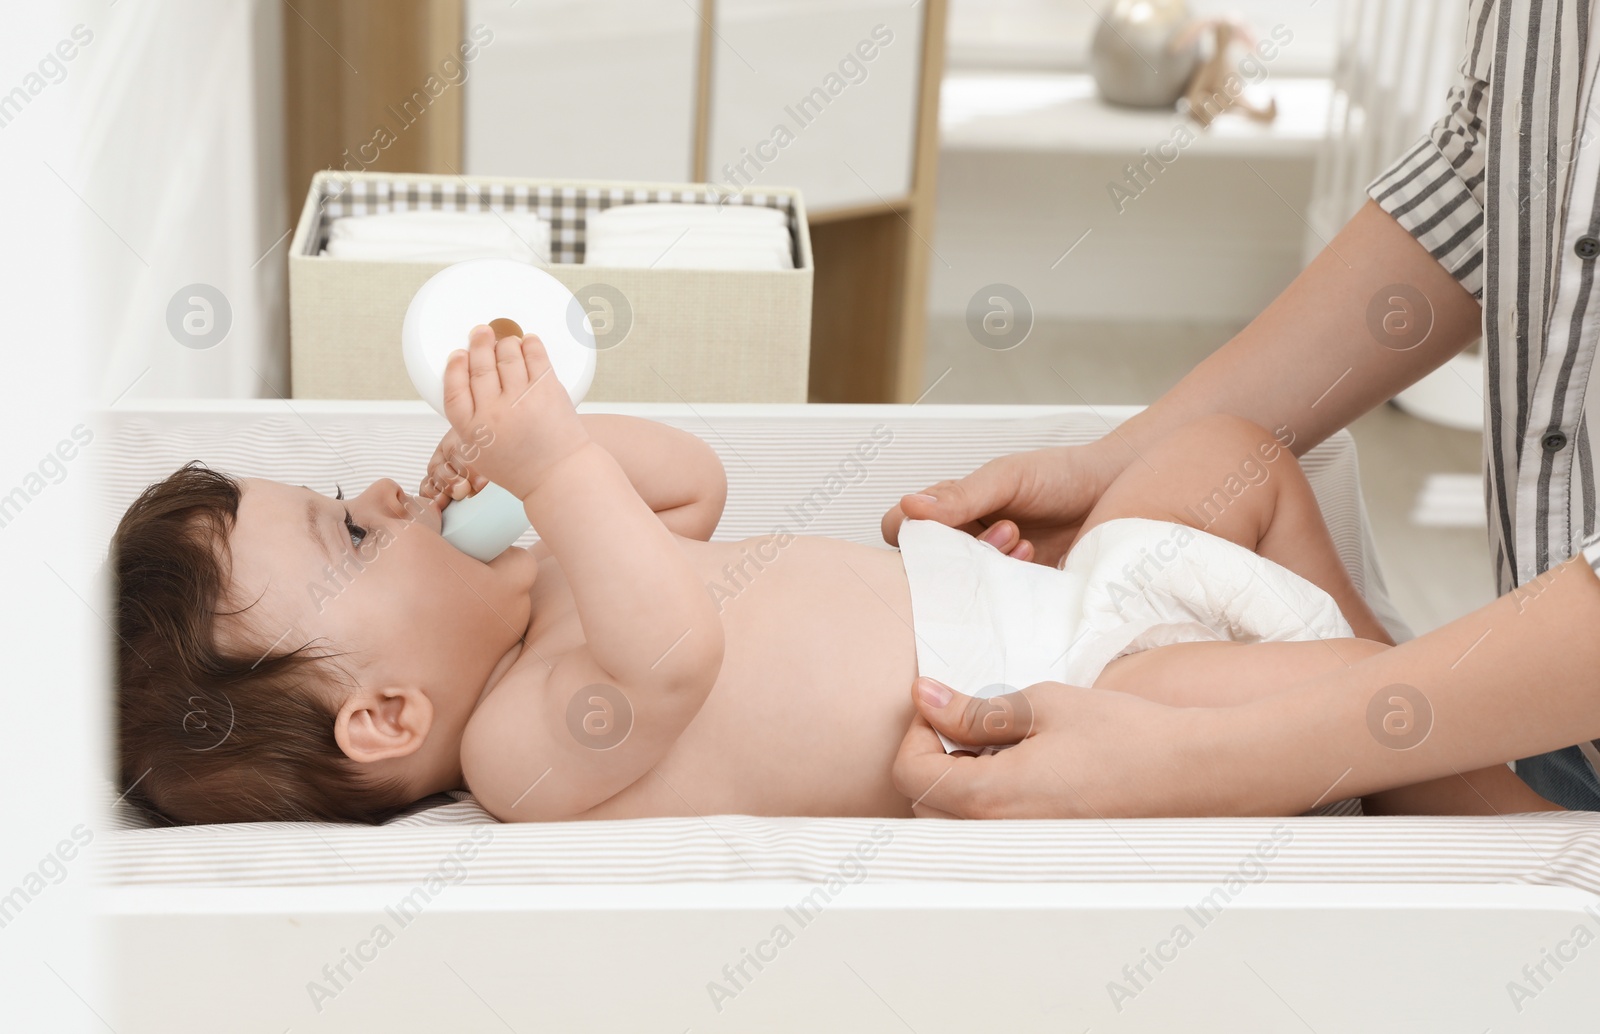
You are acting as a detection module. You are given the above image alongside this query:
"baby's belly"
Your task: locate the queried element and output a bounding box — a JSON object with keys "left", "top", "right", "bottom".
{"left": 593, "top": 535, "right": 919, "bottom": 819}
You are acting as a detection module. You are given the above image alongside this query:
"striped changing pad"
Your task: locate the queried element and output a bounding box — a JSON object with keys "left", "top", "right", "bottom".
{"left": 101, "top": 402, "right": 1596, "bottom": 893}
{"left": 104, "top": 790, "right": 1600, "bottom": 894}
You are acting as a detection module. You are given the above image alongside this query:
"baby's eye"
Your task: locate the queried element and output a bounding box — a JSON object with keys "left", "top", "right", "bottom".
{"left": 344, "top": 509, "right": 367, "bottom": 548}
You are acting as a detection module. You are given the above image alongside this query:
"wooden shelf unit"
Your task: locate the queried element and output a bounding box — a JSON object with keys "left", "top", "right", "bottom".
{"left": 283, "top": 0, "right": 946, "bottom": 404}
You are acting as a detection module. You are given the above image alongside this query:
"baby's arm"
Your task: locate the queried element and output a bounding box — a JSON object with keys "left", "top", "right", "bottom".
{"left": 422, "top": 414, "right": 727, "bottom": 540}
{"left": 446, "top": 330, "right": 725, "bottom": 820}
{"left": 579, "top": 414, "right": 727, "bottom": 540}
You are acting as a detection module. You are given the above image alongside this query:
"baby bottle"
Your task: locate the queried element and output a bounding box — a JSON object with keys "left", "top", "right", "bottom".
{"left": 401, "top": 258, "right": 597, "bottom": 561}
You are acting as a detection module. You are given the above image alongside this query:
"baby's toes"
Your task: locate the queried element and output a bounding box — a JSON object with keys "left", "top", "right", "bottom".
{"left": 520, "top": 334, "right": 554, "bottom": 377}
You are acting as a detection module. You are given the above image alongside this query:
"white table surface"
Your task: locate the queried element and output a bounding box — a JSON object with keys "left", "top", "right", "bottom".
{"left": 940, "top": 71, "right": 1333, "bottom": 158}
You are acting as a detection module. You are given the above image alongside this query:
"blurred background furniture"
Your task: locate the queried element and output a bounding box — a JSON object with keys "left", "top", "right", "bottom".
{"left": 929, "top": 0, "right": 1337, "bottom": 332}
{"left": 282, "top": 0, "right": 948, "bottom": 403}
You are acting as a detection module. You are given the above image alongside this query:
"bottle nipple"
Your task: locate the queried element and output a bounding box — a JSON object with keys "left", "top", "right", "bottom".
{"left": 488, "top": 317, "right": 524, "bottom": 339}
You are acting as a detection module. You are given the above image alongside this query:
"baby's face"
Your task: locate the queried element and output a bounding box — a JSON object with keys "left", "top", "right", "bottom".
{"left": 222, "top": 477, "right": 536, "bottom": 718}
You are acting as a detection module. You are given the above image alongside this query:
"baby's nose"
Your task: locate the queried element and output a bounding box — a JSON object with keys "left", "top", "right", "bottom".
{"left": 371, "top": 478, "right": 410, "bottom": 517}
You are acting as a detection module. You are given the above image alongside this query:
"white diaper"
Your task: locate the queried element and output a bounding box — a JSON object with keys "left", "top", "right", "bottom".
{"left": 896, "top": 517, "right": 1355, "bottom": 752}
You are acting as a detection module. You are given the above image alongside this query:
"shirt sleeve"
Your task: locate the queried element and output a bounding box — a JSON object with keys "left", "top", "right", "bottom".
{"left": 1581, "top": 529, "right": 1600, "bottom": 580}
{"left": 1365, "top": 0, "right": 1495, "bottom": 300}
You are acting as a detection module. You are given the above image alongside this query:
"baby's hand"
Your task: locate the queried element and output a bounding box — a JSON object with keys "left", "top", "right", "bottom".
{"left": 441, "top": 324, "right": 590, "bottom": 500}
{"left": 419, "top": 426, "right": 491, "bottom": 503}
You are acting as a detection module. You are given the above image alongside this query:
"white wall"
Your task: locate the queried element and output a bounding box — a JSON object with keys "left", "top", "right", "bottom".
{"left": 927, "top": 149, "right": 1315, "bottom": 323}
{"left": 463, "top": 0, "right": 701, "bottom": 181}
{"left": 707, "top": 0, "right": 924, "bottom": 211}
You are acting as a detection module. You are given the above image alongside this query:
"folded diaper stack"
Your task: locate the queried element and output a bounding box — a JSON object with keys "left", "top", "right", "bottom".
{"left": 897, "top": 516, "right": 1355, "bottom": 754}
{"left": 583, "top": 203, "right": 793, "bottom": 270}
{"left": 321, "top": 211, "right": 551, "bottom": 264}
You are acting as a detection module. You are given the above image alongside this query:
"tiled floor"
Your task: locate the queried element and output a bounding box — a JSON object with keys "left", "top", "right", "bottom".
{"left": 920, "top": 315, "right": 1497, "bottom": 635}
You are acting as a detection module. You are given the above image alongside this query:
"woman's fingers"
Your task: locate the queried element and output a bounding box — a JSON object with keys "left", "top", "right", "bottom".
{"left": 880, "top": 503, "right": 908, "bottom": 546}
{"left": 978, "top": 520, "right": 1017, "bottom": 549}
{"left": 891, "top": 709, "right": 1013, "bottom": 820}
{"left": 891, "top": 678, "right": 1072, "bottom": 819}
{"left": 883, "top": 453, "right": 1058, "bottom": 553}
{"left": 884, "top": 510, "right": 1019, "bottom": 553}
{"left": 913, "top": 677, "right": 1037, "bottom": 748}
{"left": 897, "top": 455, "right": 1026, "bottom": 531}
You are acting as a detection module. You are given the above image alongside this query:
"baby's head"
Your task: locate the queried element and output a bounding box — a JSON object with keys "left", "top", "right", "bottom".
{"left": 112, "top": 463, "right": 537, "bottom": 824}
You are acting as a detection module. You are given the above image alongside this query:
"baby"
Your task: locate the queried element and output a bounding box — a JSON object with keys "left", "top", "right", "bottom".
{"left": 113, "top": 327, "right": 1554, "bottom": 824}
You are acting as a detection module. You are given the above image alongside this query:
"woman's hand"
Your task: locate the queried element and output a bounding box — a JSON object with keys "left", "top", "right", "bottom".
{"left": 880, "top": 441, "right": 1130, "bottom": 568}
{"left": 891, "top": 677, "right": 1222, "bottom": 819}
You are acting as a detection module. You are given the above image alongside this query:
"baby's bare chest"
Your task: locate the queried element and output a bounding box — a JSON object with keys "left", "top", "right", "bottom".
{"left": 512, "top": 534, "right": 921, "bottom": 816}
{"left": 521, "top": 534, "right": 917, "bottom": 689}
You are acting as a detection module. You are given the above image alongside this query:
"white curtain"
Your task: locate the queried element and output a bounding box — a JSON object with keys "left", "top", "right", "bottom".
{"left": 79, "top": 0, "right": 288, "bottom": 403}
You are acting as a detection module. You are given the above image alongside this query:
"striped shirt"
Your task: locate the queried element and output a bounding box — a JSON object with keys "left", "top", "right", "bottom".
{"left": 1366, "top": 0, "right": 1600, "bottom": 782}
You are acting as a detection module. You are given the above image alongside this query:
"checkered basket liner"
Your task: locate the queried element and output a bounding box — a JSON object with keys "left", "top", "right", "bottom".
{"left": 306, "top": 174, "right": 799, "bottom": 266}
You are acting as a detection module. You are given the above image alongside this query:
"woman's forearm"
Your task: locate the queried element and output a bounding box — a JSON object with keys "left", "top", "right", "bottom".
{"left": 1201, "top": 555, "right": 1600, "bottom": 815}
{"left": 1093, "top": 200, "right": 1483, "bottom": 471}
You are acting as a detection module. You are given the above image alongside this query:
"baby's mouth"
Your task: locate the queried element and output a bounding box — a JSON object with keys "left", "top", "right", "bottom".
{"left": 402, "top": 488, "right": 448, "bottom": 534}
{"left": 425, "top": 492, "right": 448, "bottom": 530}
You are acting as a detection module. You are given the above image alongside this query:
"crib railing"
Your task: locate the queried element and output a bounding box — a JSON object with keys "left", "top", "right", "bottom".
{"left": 1305, "top": 0, "right": 1481, "bottom": 431}
{"left": 1305, "top": 0, "right": 1467, "bottom": 257}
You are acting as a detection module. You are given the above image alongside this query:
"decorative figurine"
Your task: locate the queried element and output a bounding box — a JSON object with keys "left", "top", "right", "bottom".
{"left": 1089, "top": 0, "right": 1202, "bottom": 109}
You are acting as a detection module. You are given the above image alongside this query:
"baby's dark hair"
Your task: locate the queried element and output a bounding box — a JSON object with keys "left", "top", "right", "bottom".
{"left": 113, "top": 462, "right": 410, "bottom": 825}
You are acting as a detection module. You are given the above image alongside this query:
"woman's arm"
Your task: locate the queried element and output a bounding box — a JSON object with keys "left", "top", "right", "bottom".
{"left": 1206, "top": 554, "right": 1600, "bottom": 813}
{"left": 1093, "top": 638, "right": 1564, "bottom": 815}
{"left": 887, "top": 201, "right": 1485, "bottom": 564}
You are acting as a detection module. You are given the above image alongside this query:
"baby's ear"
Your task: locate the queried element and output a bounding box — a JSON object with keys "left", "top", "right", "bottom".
{"left": 333, "top": 686, "right": 433, "bottom": 763}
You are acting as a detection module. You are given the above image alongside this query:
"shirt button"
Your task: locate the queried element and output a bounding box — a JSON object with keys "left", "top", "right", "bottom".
{"left": 1543, "top": 431, "right": 1569, "bottom": 451}
{"left": 1578, "top": 236, "right": 1600, "bottom": 259}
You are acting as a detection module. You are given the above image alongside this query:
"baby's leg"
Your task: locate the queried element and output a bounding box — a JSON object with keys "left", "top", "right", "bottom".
{"left": 1076, "top": 414, "right": 1395, "bottom": 644}
{"left": 1073, "top": 416, "right": 1553, "bottom": 814}
{"left": 1095, "top": 637, "right": 1562, "bottom": 814}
